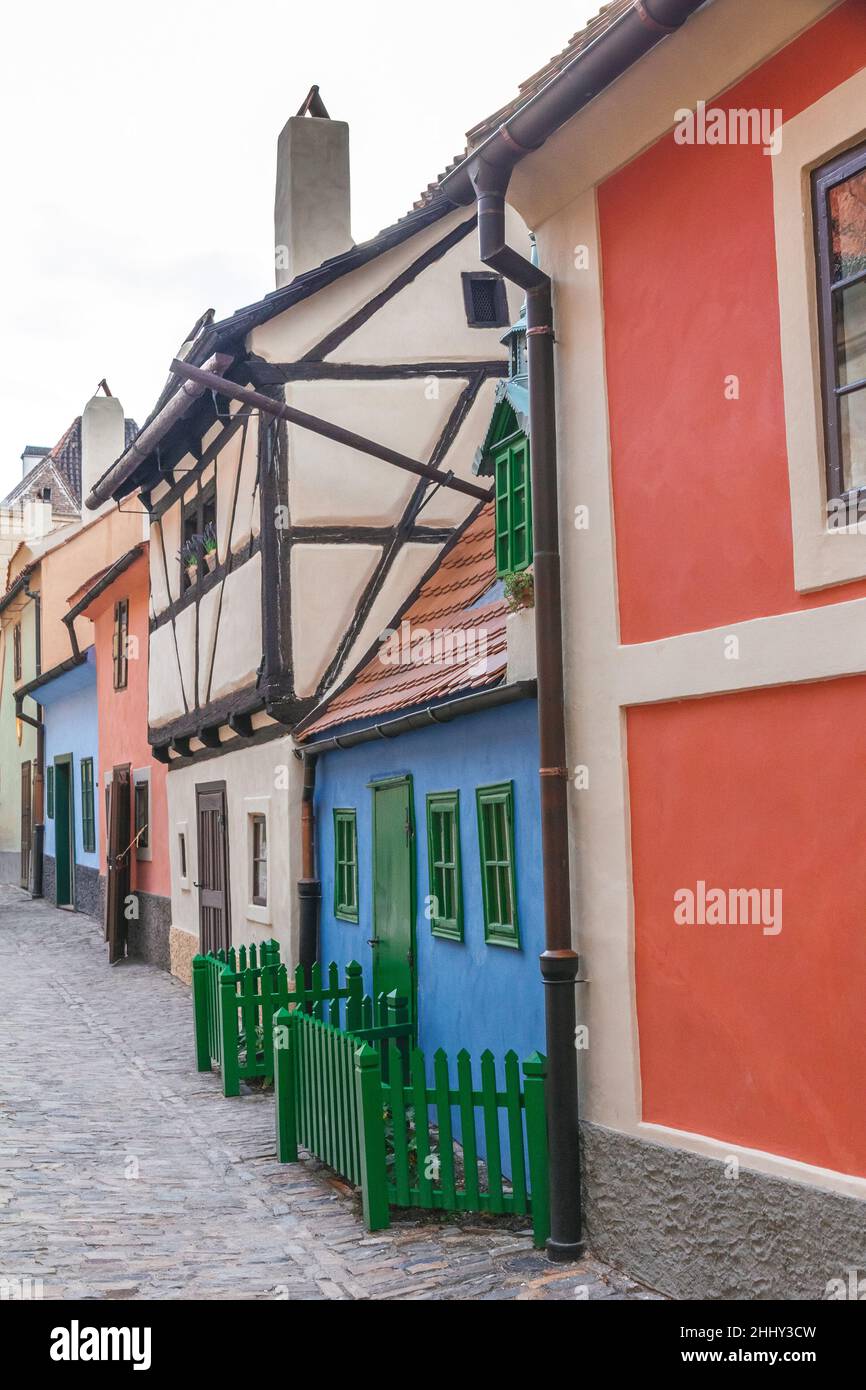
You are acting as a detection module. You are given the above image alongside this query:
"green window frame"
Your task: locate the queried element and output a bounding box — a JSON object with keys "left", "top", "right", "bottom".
{"left": 46, "top": 765, "right": 55, "bottom": 819}
{"left": 334, "top": 809, "right": 359, "bottom": 923}
{"left": 426, "top": 791, "right": 463, "bottom": 941}
{"left": 476, "top": 782, "right": 520, "bottom": 948}
{"left": 494, "top": 435, "right": 532, "bottom": 576}
{"left": 80, "top": 757, "right": 96, "bottom": 854}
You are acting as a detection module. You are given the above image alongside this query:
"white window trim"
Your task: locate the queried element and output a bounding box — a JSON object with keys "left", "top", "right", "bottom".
{"left": 773, "top": 65, "right": 866, "bottom": 591}
{"left": 177, "top": 818, "right": 190, "bottom": 892}
{"left": 132, "top": 767, "right": 152, "bottom": 862}
{"left": 244, "top": 795, "right": 271, "bottom": 926}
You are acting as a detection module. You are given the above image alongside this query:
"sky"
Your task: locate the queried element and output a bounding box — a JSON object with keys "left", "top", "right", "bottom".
{"left": 0, "top": 0, "right": 597, "bottom": 500}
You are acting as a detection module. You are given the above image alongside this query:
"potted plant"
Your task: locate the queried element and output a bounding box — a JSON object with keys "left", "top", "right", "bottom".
{"left": 179, "top": 538, "right": 199, "bottom": 587}
{"left": 503, "top": 569, "right": 535, "bottom": 613}
{"left": 201, "top": 522, "right": 218, "bottom": 574}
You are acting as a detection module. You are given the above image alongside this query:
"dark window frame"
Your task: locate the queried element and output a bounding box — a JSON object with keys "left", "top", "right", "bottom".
{"left": 476, "top": 781, "right": 520, "bottom": 949}
{"left": 426, "top": 791, "right": 463, "bottom": 942}
{"left": 113, "top": 598, "right": 129, "bottom": 690}
{"left": 134, "top": 777, "right": 149, "bottom": 853}
{"left": 250, "top": 813, "right": 268, "bottom": 907}
{"left": 12, "top": 622, "right": 22, "bottom": 683}
{"left": 462, "top": 271, "right": 509, "bottom": 329}
{"left": 813, "top": 139, "right": 866, "bottom": 505}
{"left": 334, "top": 808, "right": 359, "bottom": 923}
{"left": 80, "top": 757, "right": 96, "bottom": 855}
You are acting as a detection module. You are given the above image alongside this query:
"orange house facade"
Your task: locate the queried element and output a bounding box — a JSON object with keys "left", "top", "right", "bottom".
{"left": 458, "top": 0, "right": 866, "bottom": 1296}
{"left": 74, "top": 544, "right": 171, "bottom": 967}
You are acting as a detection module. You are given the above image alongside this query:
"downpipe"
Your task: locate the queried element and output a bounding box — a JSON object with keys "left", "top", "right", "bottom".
{"left": 474, "top": 176, "right": 583, "bottom": 1261}
{"left": 297, "top": 752, "right": 321, "bottom": 988}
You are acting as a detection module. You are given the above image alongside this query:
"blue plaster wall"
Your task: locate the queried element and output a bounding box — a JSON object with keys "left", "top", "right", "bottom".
{"left": 42, "top": 654, "right": 100, "bottom": 871}
{"left": 316, "top": 698, "right": 544, "bottom": 1068}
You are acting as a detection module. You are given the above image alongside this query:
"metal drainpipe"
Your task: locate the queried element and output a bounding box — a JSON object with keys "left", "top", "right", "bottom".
{"left": 469, "top": 169, "right": 582, "bottom": 1260}
{"left": 22, "top": 580, "right": 44, "bottom": 898}
{"left": 297, "top": 752, "right": 321, "bottom": 988}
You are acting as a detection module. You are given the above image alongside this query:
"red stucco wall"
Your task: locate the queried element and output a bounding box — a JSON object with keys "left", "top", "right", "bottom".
{"left": 89, "top": 551, "right": 170, "bottom": 900}
{"left": 598, "top": 1, "right": 866, "bottom": 646}
{"left": 627, "top": 677, "right": 866, "bottom": 1176}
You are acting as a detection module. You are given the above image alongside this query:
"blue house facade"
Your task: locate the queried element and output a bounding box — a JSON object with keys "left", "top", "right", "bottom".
{"left": 39, "top": 648, "right": 101, "bottom": 917}
{"left": 297, "top": 504, "right": 543, "bottom": 1065}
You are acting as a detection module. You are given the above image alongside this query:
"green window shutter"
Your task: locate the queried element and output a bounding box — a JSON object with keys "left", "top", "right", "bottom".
{"left": 80, "top": 758, "right": 95, "bottom": 855}
{"left": 334, "top": 809, "right": 359, "bottom": 923}
{"left": 493, "top": 435, "right": 532, "bottom": 577}
{"left": 476, "top": 782, "right": 520, "bottom": 948}
{"left": 426, "top": 791, "right": 463, "bottom": 941}
{"left": 47, "top": 766, "right": 55, "bottom": 820}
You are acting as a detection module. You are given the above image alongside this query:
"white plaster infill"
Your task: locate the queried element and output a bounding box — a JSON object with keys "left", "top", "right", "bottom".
{"left": 615, "top": 595, "right": 866, "bottom": 708}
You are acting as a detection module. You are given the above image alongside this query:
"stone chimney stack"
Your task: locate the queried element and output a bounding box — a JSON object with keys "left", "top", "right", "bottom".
{"left": 274, "top": 87, "right": 352, "bottom": 289}
{"left": 81, "top": 388, "right": 125, "bottom": 521}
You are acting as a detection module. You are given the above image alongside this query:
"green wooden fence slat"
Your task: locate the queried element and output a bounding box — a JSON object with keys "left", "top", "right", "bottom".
{"left": 480, "top": 1051, "right": 504, "bottom": 1213}
{"left": 504, "top": 1050, "right": 528, "bottom": 1213}
{"left": 355, "top": 1044, "right": 389, "bottom": 1232}
{"left": 192, "top": 957, "right": 211, "bottom": 1072}
{"left": 457, "top": 1050, "right": 480, "bottom": 1209}
{"left": 523, "top": 1052, "right": 550, "bottom": 1249}
{"left": 274, "top": 1008, "right": 298, "bottom": 1162}
{"left": 388, "top": 1043, "right": 411, "bottom": 1206}
{"left": 412, "top": 1048, "right": 433, "bottom": 1208}
{"left": 433, "top": 1049, "right": 457, "bottom": 1209}
{"left": 219, "top": 970, "right": 241, "bottom": 1097}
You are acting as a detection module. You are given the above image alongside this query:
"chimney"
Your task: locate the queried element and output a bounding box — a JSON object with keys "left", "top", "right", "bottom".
{"left": 274, "top": 88, "right": 352, "bottom": 289}
{"left": 20, "top": 445, "right": 50, "bottom": 476}
{"left": 81, "top": 389, "right": 125, "bottom": 521}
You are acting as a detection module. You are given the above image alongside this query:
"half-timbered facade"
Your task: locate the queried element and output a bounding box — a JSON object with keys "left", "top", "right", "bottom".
{"left": 88, "top": 96, "right": 527, "bottom": 980}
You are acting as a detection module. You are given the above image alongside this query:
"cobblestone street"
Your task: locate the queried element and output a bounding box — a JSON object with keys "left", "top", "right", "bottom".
{"left": 0, "top": 887, "right": 660, "bottom": 1301}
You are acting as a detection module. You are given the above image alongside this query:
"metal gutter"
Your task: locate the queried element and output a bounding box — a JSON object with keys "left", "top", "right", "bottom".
{"left": 84, "top": 353, "right": 233, "bottom": 510}
{"left": 0, "top": 564, "right": 35, "bottom": 617}
{"left": 441, "top": 0, "right": 708, "bottom": 207}
{"left": 437, "top": 0, "right": 707, "bottom": 1263}
{"left": 299, "top": 679, "right": 536, "bottom": 753}
{"left": 64, "top": 544, "right": 146, "bottom": 637}
{"left": 15, "top": 650, "right": 87, "bottom": 701}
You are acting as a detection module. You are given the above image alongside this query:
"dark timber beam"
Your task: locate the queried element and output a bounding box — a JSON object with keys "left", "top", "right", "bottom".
{"left": 169, "top": 360, "right": 493, "bottom": 504}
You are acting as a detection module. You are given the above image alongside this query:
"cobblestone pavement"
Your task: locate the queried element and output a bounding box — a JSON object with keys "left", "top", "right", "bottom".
{"left": 0, "top": 887, "right": 662, "bottom": 1301}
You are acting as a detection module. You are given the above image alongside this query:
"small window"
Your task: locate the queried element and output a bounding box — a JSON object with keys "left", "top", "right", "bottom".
{"left": 426, "top": 792, "right": 463, "bottom": 941}
{"left": 494, "top": 436, "right": 532, "bottom": 576}
{"left": 334, "top": 809, "right": 359, "bottom": 923}
{"left": 476, "top": 782, "right": 520, "bottom": 948}
{"left": 462, "top": 272, "right": 509, "bottom": 328}
{"left": 178, "top": 831, "right": 187, "bottom": 880}
{"left": 181, "top": 480, "right": 217, "bottom": 591}
{"left": 47, "top": 765, "right": 54, "bottom": 819}
{"left": 13, "top": 622, "right": 22, "bottom": 683}
{"left": 113, "top": 599, "right": 129, "bottom": 690}
{"left": 80, "top": 758, "right": 96, "bottom": 854}
{"left": 814, "top": 141, "right": 866, "bottom": 501}
{"left": 132, "top": 769, "right": 151, "bottom": 860}
{"left": 251, "top": 814, "right": 268, "bottom": 906}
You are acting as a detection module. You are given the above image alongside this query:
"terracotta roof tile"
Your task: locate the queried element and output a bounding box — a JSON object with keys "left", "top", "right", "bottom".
{"left": 301, "top": 503, "right": 508, "bottom": 738}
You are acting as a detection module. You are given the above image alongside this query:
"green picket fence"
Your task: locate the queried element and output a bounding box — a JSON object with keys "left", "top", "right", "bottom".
{"left": 273, "top": 1007, "right": 550, "bottom": 1247}
{"left": 192, "top": 945, "right": 368, "bottom": 1097}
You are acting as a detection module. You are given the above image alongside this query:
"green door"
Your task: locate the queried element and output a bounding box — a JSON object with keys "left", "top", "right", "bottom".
{"left": 371, "top": 777, "right": 416, "bottom": 1023}
{"left": 54, "top": 757, "right": 73, "bottom": 907}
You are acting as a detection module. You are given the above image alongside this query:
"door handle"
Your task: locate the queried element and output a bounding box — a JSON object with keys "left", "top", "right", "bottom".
{"left": 193, "top": 881, "right": 202, "bottom": 888}
{"left": 367, "top": 937, "right": 381, "bottom": 947}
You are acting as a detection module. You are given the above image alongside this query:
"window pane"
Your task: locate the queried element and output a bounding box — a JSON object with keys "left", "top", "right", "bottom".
{"left": 830, "top": 168, "right": 866, "bottom": 283}
{"left": 835, "top": 279, "right": 866, "bottom": 387}
{"left": 840, "top": 388, "right": 866, "bottom": 492}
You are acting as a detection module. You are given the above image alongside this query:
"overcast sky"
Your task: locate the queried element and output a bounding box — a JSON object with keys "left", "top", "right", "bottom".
{"left": 0, "top": 0, "right": 596, "bottom": 499}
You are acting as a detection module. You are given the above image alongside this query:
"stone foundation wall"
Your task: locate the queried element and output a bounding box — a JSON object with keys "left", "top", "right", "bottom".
{"left": 582, "top": 1121, "right": 866, "bottom": 1300}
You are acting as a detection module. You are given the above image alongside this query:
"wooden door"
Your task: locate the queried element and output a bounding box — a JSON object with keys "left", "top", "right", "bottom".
{"left": 105, "top": 766, "right": 131, "bottom": 964}
{"left": 371, "top": 777, "right": 416, "bottom": 1023}
{"left": 53, "top": 757, "right": 73, "bottom": 907}
{"left": 196, "top": 782, "right": 231, "bottom": 956}
{"left": 20, "top": 761, "right": 31, "bottom": 890}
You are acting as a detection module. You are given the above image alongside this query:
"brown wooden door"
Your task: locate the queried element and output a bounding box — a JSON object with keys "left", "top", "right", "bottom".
{"left": 196, "top": 782, "right": 231, "bottom": 955}
{"left": 105, "top": 766, "right": 131, "bottom": 964}
{"left": 20, "top": 762, "right": 32, "bottom": 890}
